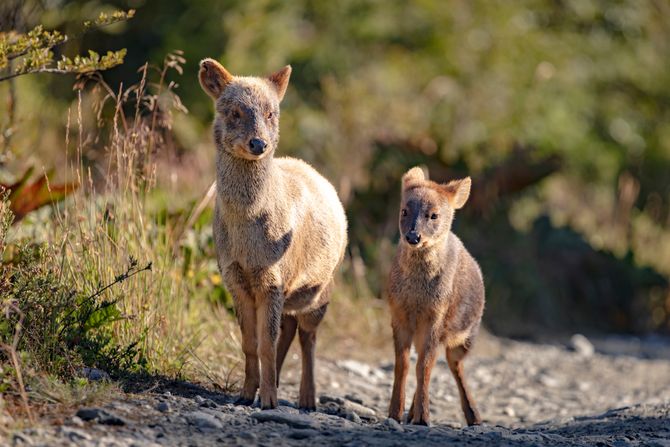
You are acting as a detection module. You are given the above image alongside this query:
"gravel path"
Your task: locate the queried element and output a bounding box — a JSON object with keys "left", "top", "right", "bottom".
{"left": 8, "top": 335, "right": 670, "bottom": 446}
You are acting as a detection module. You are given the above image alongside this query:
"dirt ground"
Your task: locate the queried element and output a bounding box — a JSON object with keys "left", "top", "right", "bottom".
{"left": 7, "top": 333, "right": 670, "bottom": 446}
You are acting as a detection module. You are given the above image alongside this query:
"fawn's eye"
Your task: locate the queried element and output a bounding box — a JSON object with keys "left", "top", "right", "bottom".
{"left": 267, "top": 111, "right": 274, "bottom": 120}
{"left": 425, "top": 213, "right": 430, "bottom": 219}
{"left": 431, "top": 213, "right": 438, "bottom": 220}
{"left": 231, "top": 110, "right": 241, "bottom": 119}
{"left": 401, "top": 209, "right": 407, "bottom": 217}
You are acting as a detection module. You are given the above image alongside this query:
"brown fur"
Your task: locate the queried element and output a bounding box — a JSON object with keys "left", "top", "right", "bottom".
{"left": 199, "top": 58, "right": 347, "bottom": 410}
{"left": 386, "top": 166, "right": 484, "bottom": 426}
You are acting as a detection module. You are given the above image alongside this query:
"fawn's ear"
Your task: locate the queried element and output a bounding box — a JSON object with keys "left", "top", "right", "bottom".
{"left": 442, "top": 177, "right": 471, "bottom": 209}
{"left": 402, "top": 166, "right": 427, "bottom": 188}
{"left": 267, "top": 65, "right": 292, "bottom": 101}
{"left": 199, "top": 58, "right": 233, "bottom": 99}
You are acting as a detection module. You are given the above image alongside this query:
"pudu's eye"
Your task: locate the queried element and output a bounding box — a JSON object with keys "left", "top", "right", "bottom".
{"left": 267, "top": 111, "right": 274, "bottom": 120}
{"left": 231, "top": 110, "right": 241, "bottom": 119}
{"left": 401, "top": 209, "right": 407, "bottom": 217}
{"left": 431, "top": 213, "right": 438, "bottom": 220}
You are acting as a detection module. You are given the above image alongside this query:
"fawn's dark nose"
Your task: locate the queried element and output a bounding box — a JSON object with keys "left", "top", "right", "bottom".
{"left": 249, "top": 138, "right": 267, "bottom": 155}
{"left": 405, "top": 231, "right": 421, "bottom": 245}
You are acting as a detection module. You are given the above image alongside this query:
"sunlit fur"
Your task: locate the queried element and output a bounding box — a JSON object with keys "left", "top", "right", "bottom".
{"left": 199, "top": 59, "right": 348, "bottom": 410}
{"left": 387, "top": 166, "right": 484, "bottom": 426}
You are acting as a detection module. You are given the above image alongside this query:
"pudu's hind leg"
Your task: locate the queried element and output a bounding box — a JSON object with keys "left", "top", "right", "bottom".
{"left": 296, "top": 300, "right": 329, "bottom": 411}
{"left": 276, "top": 315, "right": 298, "bottom": 386}
{"left": 446, "top": 343, "right": 481, "bottom": 426}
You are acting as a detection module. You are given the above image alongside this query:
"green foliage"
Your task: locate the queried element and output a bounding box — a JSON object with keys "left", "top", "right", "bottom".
{"left": 0, "top": 200, "right": 151, "bottom": 381}
{"left": 0, "top": 9, "right": 134, "bottom": 82}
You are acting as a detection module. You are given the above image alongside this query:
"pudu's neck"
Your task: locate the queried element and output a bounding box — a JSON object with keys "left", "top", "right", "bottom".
{"left": 215, "top": 149, "right": 275, "bottom": 214}
{"left": 399, "top": 232, "right": 452, "bottom": 275}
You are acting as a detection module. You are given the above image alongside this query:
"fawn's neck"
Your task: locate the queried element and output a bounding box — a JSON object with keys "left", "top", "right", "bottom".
{"left": 399, "top": 232, "right": 453, "bottom": 275}
{"left": 216, "top": 149, "right": 276, "bottom": 214}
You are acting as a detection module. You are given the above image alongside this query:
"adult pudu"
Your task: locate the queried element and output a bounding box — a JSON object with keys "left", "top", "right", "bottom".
{"left": 386, "top": 167, "right": 484, "bottom": 426}
{"left": 199, "top": 59, "right": 347, "bottom": 410}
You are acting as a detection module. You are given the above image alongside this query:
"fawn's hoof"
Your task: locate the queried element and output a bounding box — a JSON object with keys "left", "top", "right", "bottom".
{"left": 410, "top": 417, "right": 430, "bottom": 426}
{"left": 298, "top": 404, "right": 316, "bottom": 412}
{"left": 234, "top": 397, "right": 255, "bottom": 406}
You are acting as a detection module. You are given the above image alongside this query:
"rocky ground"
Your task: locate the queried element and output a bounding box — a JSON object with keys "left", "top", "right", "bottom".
{"left": 7, "top": 333, "right": 670, "bottom": 446}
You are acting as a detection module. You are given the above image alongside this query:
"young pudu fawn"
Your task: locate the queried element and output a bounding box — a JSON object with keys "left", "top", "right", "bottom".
{"left": 199, "top": 59, "right": 347, "bottom": 410}
{"left": 387, "top": 167, "right": 484, "bottom": 426}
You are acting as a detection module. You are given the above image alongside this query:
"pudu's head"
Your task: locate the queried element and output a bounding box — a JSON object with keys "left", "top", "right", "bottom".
{"left": 399, "top": 167, "right": 471, "bottom": 249}
{"left": 199, "top": 58, "right": 291, "bottom": 160}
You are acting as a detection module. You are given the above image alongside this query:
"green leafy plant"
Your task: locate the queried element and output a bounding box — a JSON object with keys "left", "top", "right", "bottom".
{"left": 0, "top": 10, "right": 134, "bottom": 82}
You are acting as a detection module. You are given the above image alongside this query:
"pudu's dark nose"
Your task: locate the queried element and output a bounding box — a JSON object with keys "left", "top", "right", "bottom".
{"left": 405, "top": 231, "right": 421, "bottom": 245}
{"left": 249, "top": 138, "right": 267, "bottom": 155}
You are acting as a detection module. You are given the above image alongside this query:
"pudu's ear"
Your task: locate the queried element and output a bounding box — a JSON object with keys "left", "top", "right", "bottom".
{"left": 199, "top": 58, "right": 233, "bottom": 99}
{"left": 402, "top": 166, "right": 428, "bottom": 188}
{"left": 442, "top": 177, "right": 471, "bottom": 209}
{"left": 267, "top": 65, "right": 292, "bottom": 101}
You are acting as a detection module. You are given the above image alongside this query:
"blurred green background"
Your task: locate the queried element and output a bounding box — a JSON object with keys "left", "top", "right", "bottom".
{"left": 2, "top": 0, "right": 670, "bottom": 337}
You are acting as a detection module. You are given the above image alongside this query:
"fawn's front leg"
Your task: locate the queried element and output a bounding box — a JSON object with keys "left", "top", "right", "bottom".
{"left": 411, "top": 319, "right": 440, "bottom": 425}
{"left": 389, "top": 320, "right": 412, "bottom": 422}
{"left": 256, "top": 273, "right": 284, "bottom": 409}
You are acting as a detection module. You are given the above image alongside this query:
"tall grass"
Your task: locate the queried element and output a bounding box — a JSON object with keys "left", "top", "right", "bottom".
{"left": 51, "top": 56, "right": 243, "bottom": 380}
{"left": 1, "top": 55, "right": 244, "bottom": 428}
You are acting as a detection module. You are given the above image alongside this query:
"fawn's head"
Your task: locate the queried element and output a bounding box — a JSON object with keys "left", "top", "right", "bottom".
{"left": 199, "top": 58, "right": 291, "bottom": 161}
{"left": 399, "top": 167, "right": 471, "bottom": 248}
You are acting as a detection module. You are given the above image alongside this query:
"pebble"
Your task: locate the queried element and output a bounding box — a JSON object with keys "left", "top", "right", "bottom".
{"left": 251, "top": 409, "right": 320, "bottom": 430}
{"left": 60, "top": 426, "right": 91, "bottom": 442}
{"left": 289, "top": 429, "right": 319, "bottom": 439}
{"left": 75, "top": 408, "right": 126, "bottom": 426}
{"left": 80, "top": 367, "right": 110, "bottom": 382}
{"left": 345, "top": 410, "right": 361, "bottom": 423}
{"left": 570, "top": 334, "right": 595, "bottom": 357}
{"left": 381, "top": 417, "right": 404, "bottom": 432}
{"left": 156, "top": 401, "right": 170, "bottom": 413}
{"left": 186, "top": 411, "right": 223, "bottom": 430}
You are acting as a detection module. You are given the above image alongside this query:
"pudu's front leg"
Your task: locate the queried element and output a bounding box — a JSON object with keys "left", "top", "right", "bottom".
{"left": 256, "top": 270, "right": 284, "bottom": 409}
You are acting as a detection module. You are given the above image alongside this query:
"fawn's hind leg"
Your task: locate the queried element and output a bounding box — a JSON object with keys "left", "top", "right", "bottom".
{"left": 446, "top": 343, "right": 481, "bottom": 426}
{"left": 276, "top": 315, "right": 298, "bottom": 386}
{"left": 296, "top": 302, "right": 329, "bottom": 410}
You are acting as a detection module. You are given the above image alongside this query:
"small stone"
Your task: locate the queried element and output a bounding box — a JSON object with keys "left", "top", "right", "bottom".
{"left": 320, "top": 395, "right": 346, "bottom": 405}
{"left": 251, "top": 409, "right": 320, "bottom": 430}
{"left": 200, "top": 399, "right": 217, "bottom": 408}
{"left": 12, "top": 433, "right": 32, "bottom": 445}
{"left": 382, "top": 418, "right": 404, "bottom": 432}
{"left": 75, "top": 408, "right": 126, "bottom": 426}
{"left": 156, "top": 401, "right": 170, "bottom": 413}
{"left": 538, "top": 374, "right": 559, "bottom": 388}
{"left": 238, "top": 432, "right": 258, "bottom": 441}
{"left": 194, "top": 395, "right": 205, "bottom": 404}
{"left": 504, "top": 406, "right": 516, "bottom": 417}
{"left": 289, "top": 429, "right": 319, "bottom": 439}
{"left": 345, "top": 410, "right": 362, "bottom": 423}
{"left": 569, "top": 334, "right": 595, "bottom": 357}
{"left": 61, "top": 426, "right": 91, "bottom": 442}
{"left": 186, "top": 411, "right": 223, "bottom": 430}
{"left": 80, "top": 367, "right": 110, "bottom": 382}
{"left": 345, "top": 394, "right": 364, "bottom": 405}
{"left": 69, "top": 416, "right": 84, "bottom": 427}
